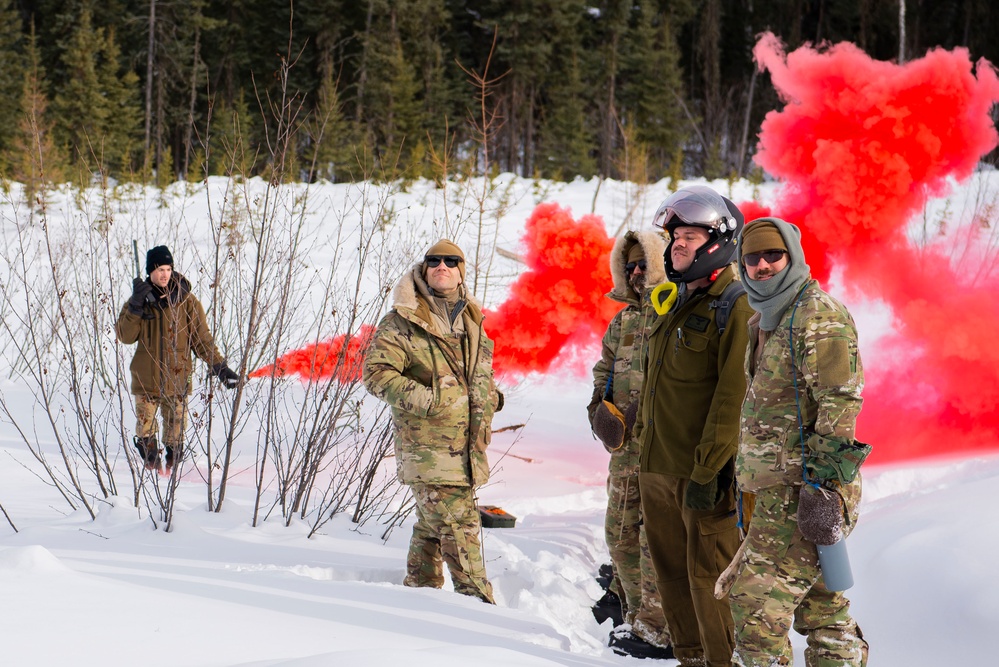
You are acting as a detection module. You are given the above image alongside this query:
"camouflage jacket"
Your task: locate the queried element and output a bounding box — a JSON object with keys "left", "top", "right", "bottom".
{"left": 589, "top": 231, "right": 666, "bottom": 474}
{"left": 738, "top": 280, "right": 864, "bottom": 507}
{"left": 115, "top": 273, "right": 227, "bottom": 398}
{"left": 362, "top": 266, "right": 501, "bottom": 488}
{"left": 637, "top": 264, "right": 753, "bottom": 483}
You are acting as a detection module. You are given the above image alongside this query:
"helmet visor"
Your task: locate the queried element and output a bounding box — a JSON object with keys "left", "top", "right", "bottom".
{"left": 652, "top": 187, "right": 729, "bottom": 231}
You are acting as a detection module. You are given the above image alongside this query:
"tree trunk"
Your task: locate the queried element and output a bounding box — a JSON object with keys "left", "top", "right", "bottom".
{"left": 144, "top": 0, "right": 156, "bottom": 164}
{"left": 183, "top": 24, "right": 200, "bottom": 179}
{"left": 356, "top": 0, "right": 375, "bottom": 123}
{"left": 899, "top": 0, "right": 906, "bottom": 63}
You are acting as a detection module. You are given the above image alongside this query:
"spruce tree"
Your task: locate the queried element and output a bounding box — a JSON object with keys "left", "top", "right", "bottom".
{"left": 0, "top": 0, "right": 24, "bottom": 173}
{"left": 535, "top": 32, "right": 596, "bottom": 180}
{"left": 51, "top": 7, "right": 142, "bottom": 182}
{"left": 98, "top": 26, "right": 142, "bottom": 178}
{"left": 12, "top": 21, "right": 66, "bottom": 204}
{"left": 620, "top": 0, "right": 687, "bottom": 181}
{"left": 358, "top": 0, "right": 423, "bottom": 178}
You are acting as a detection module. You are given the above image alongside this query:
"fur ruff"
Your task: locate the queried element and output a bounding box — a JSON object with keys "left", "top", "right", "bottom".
{"left": 607, "top": 231, "right": 668, "bottom": 304}
{"left": 391, "top": 264, "right": 484, "bottom": 324}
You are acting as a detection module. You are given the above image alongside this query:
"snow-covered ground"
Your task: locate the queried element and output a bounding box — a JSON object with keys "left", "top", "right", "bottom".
{"left": 0, "top": 174, "right": 995, "bottom": 665}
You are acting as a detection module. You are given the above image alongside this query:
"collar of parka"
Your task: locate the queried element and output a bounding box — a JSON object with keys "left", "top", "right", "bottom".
{"left": 390, "top": 263, "right": 485, "bottom": 335}
{"left": 606, "top": 230, "right": 668, "bottom": 306}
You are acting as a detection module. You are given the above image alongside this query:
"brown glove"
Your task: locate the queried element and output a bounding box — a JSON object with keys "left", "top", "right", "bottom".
{"left": 797, "top": 484, "right": 845, "bottom": 546}
{"left": 592, "top": 400, "right": 626, "bottom": 452}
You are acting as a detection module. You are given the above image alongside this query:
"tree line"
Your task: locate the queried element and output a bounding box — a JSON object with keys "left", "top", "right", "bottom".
{"left": 1, "top": 0, "right": 997, "bottom": 190}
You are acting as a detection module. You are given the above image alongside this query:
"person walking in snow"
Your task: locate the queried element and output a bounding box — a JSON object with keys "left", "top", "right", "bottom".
{"left": 116, "top": 245, "right": 240, "bottom": 473}
{"left": 726, "top": 218, "right": 870, "bottom": 666}
{"left": 363, "top": 239, "right": 502, "bottom": 604}
{"left": 588, "top": 231, "right": 673, "bottom": 659}
{"left": 635, "top": 185, "right": 752, "bottom": 667}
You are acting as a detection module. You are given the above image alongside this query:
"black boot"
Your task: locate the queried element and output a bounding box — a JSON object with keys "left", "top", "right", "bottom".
{"left": 164, "top": 445, "right": 182, "bottom": 472}
{"left": 609, "top": 629, "right": 675, "bottom": 660}
{"left": 592, "top": 588, "right": 624, "bottom": 627}
{"left": 133, "top": 435, "right": 161, "bottom": 471}
{"left": 595, "top": 562, "right": 614, "bottom": 590}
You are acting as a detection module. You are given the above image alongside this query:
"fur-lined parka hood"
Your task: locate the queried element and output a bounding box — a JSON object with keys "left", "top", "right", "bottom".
{"left": 391, "top": 264, "right": 485, "bottom": 332}
{"left": 606, "top": 231, "right": 668, "bottom": 306}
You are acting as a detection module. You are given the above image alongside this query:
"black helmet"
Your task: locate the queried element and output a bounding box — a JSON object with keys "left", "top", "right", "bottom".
{"left": 653, "top": 185, "right": 744, "bottom": 283}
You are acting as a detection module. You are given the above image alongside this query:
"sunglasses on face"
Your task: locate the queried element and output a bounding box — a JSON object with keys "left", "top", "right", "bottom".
{"left": 625, "top": 260, "right": 647, "bottom": 273}
{"left": 425, "top": 255, "right": 463, "bottom": 268}
{"left": 743, "top": 250, "right": 787, "bottom": 267}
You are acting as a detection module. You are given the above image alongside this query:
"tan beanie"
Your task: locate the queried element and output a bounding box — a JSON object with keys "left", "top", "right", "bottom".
{"left": 626, "top": 242, "right": 645, "bottom": 264}
{"left": 424, "top": 238, "right": 466, "bottom": 281}
{"left": 741, "top": 220, "right": 787, "bottom": 257}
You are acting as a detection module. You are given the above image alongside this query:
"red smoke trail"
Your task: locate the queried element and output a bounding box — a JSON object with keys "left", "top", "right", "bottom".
{"left": 485, "top": 202, "right": 622, "bottom": 378}
{"left": 249, "top": 325, "right": 375, "bottom": 383}
{"left": 753, "top": 32, "right": 999, "bottom": 464}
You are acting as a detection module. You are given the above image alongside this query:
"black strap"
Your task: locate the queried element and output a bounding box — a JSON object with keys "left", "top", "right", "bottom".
{"left": 709, "top": 281, "right": 747, "bottom": 334}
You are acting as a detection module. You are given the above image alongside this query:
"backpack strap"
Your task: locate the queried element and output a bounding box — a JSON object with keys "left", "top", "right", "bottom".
{"left": 709, "top": 281, "right": 747, "bottom": 335}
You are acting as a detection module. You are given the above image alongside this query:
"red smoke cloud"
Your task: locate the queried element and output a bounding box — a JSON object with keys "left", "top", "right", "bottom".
{"left": 753, "top": 32, "right": 999, "bottom": 463}
{"left": 484, "top": 202, "right": 622, "bottom": 378}
{"left": 249, "top": 325, "right": 374, "bottom": 383}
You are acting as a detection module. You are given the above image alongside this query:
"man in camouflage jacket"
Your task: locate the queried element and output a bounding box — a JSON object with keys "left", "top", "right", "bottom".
{"left": 363, "top": 239, "right": 501, "bottom": 604}
{"left": 116, "top": 245, "right": 239, "bottom": 473}
{"left": 588, "top": 231, "right": 671, "bottom": 658}
{"left": 728, "top": 218, "right": 870, "bottom": 666}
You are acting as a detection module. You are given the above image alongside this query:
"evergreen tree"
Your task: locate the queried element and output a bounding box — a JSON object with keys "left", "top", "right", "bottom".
{"left": 98, "top": 25, "right": 143, "bottom": 177}
{"left": 0, "top": 0, "right": 24, "bottom": 173}
{"left": 51, "top": 7, "right": 141, "bottom": 181}
{"left": 12, "top": 21, "right": 66, "bottom": 204}
{"left": 304, "top": 55, "right": 355, "bottom": 182}
{"left": 619, "top": 0, "right": 687, "bottom": 181}
{"left": 537, "top": 2, "right": 596, "bottom": 180}
{"left": 357, "top": 0, "right": 424, "bottom": 178}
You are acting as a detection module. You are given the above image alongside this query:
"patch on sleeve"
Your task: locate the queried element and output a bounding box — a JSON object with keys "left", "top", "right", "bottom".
{"left": 816, "top": 338, "right": 852, "bottom": 386}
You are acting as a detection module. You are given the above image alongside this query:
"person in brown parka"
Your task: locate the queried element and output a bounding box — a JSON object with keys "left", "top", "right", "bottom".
{"left": 115, "top": 245, "right": 239, "bottom": 473}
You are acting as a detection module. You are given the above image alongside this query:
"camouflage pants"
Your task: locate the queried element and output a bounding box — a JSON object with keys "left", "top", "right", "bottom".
{"left": 405, "top": 483, "right": 495, "bottom": 604}
{"left": 134, "top": 394, "right": 188, "bottom": 447}
{"left": 730, "top": 486, "right": 868, "bottom": 667}
{"left": 606, "top": 471, "right": 670, "bottom": 646}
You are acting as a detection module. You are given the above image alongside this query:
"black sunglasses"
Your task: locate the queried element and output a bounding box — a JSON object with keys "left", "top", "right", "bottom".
{"left": 625, "top": 260, "right": 647, "bottom": 273}
{"left": 743, "top": 250, "right": 787, "bottom": 267}
{"left": 425, "top": 255, "right": 463, "bottom": 268}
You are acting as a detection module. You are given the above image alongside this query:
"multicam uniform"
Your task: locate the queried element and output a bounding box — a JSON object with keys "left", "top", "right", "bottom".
{"left": 363, "top": 266, "right": 502, "bottom": 604}
{"left": 115, "top": 272, "right": 227, "bottom": 450}
{"left": 731, "top": 280, "right": 868, "bottom": 667}
{"left": 588, "top": 231, "right": 669, "bottom": 646}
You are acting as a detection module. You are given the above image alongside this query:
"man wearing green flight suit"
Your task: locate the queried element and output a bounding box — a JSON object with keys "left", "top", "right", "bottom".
{"left": 635, "top": 185, "right": 753, "bottom": 667}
